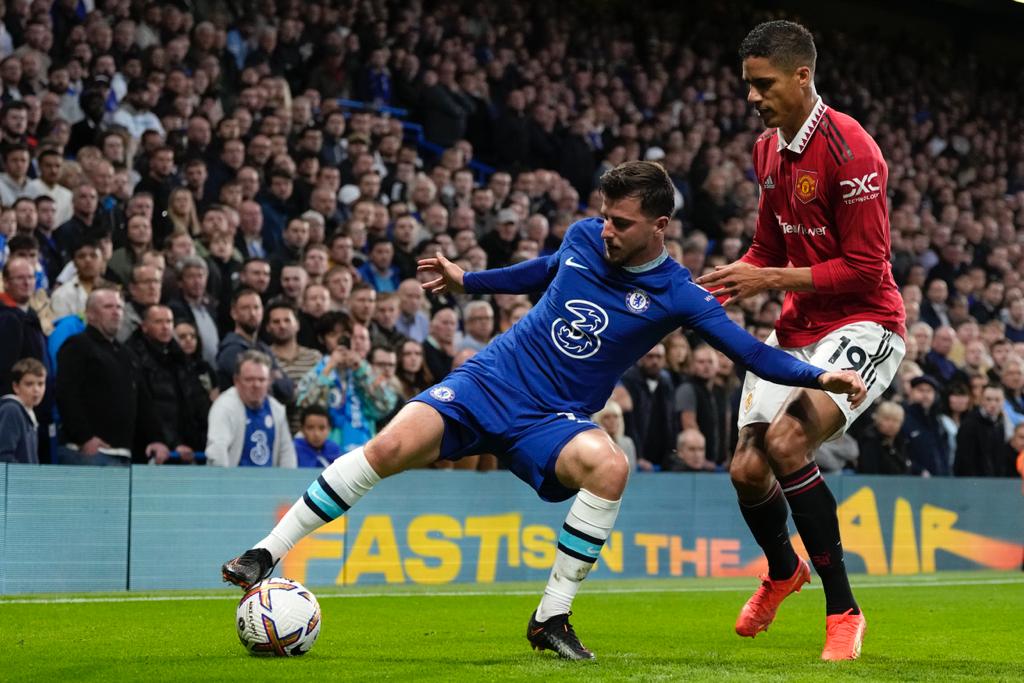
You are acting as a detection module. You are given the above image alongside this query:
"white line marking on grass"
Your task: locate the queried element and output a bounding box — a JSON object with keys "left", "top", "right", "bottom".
{"left": 1, "top": 577, "right": 1021, "bottom": 605}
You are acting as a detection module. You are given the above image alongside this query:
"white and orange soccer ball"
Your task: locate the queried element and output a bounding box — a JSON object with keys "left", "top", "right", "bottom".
{"left": 236, "top": 577, "right": 322, "bottom": 656}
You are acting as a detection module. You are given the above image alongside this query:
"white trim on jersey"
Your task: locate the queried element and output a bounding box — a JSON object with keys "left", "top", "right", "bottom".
{"left": 777, "top": 97, "right": 829, "bottom": 154}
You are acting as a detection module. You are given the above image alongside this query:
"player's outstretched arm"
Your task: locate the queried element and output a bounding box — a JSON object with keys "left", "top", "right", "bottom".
{"left": 417, "top": 252, "right": 466, "bottom": 295}
{"left": 681, "top": 287, "right": 865, "bottom": 405}
{"left": 420, "top": 251, "right": 560, "bottom": 295}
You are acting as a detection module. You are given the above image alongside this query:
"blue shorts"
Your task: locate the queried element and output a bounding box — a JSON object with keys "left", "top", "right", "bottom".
{"left": 411, "top": 369, "right": 599, "bottom": 502}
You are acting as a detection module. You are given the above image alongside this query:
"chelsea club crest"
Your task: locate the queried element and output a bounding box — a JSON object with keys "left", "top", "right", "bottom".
{"left": 625, "top": 289, "right": 651, "bottom": 314}
{"left": 430, "top": 386, "right": 456, "bottom": 402}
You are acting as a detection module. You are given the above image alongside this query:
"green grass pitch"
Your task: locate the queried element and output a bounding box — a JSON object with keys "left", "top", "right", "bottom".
{"left": 3, "top": 572, "right": 1023, "bottom": 682}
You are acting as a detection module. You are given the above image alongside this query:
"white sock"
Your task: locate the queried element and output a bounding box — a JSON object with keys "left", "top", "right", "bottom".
{"left": 535, "top": 489, "right": 621, "bottom": 622}
{"left": 254, "top": 447, "right": 380, "bottom": 561}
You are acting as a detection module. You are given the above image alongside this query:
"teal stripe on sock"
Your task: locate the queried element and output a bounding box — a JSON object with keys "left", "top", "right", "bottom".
{"left": 557, "top": 528, "right": 603, "bottom": 560}
{"left": 306, "top": 480, "right": 345, "bottom": 519}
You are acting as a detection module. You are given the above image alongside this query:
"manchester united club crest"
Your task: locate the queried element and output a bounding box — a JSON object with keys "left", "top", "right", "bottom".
{"left": 794, "top": 169, "right": 818, "bottom": 204}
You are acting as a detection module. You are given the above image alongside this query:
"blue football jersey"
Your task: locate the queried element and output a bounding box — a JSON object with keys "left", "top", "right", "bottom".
{"left": 461, "top": 217, "right": 823, "bottom": 415}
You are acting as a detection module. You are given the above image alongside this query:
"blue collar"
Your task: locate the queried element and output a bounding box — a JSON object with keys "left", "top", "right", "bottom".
{"left": 623, "top": 248, "right": 669, "bottom": 273}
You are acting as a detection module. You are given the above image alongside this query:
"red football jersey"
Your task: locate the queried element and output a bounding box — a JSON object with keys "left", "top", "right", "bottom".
{"left": 741, "top": 98, "right": 906, "bottom": 347}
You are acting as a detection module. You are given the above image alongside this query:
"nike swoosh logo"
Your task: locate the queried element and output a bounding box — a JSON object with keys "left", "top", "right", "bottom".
{"left": 529, "top": 627, "right": 545, "bottom": 637}
{"left": 565, "top": 256, "right": 588, "bottom": 270}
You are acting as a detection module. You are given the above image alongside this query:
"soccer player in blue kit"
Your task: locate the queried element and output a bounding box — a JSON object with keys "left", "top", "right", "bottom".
{"left": 222, "top": 161, "right": 865, "bottom": 660}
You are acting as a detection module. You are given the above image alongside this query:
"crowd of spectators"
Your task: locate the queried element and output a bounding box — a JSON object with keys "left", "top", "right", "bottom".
{"left": 0, "top": 0, "right": 1022, "bottom": 479}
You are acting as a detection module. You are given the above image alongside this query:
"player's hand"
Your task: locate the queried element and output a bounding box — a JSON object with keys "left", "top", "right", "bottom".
{"left": 817, "top": 370, "right": 867, "bottom": 408}
{"left": 418, "top": 252, "right": 466, "bottom": 295}
{"left": 695, "top": 261, "right": 772, "bottom": 304}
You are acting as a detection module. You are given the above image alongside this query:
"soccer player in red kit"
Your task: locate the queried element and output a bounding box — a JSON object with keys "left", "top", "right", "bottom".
{"left": 697, "top": 21, "right": 906, "bottom": 661}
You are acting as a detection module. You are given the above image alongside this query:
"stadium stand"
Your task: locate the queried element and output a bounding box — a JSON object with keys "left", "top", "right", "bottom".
{"left": 0, "top": 0, "right": 1021, "bottom": 479}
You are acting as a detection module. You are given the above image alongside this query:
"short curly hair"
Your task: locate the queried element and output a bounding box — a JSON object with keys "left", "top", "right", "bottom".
{"left": 739, "top": 20, "right": 817, "bottom": 74}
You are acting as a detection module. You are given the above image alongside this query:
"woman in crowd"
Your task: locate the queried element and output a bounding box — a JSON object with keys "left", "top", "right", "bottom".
{"left": 663, "top": 331, "right": 692, "bottom": 389}
{"left": 162, "top": 187, "right": 202, "bottom": 242}
{"left": 175, "top": 320, "right": 219, "bottom": 403}
{"left": 938, "top": 382, "right": 973, "bottom": 469}
{"left": 396, "top": 339, "right": 433, "bottom": 400}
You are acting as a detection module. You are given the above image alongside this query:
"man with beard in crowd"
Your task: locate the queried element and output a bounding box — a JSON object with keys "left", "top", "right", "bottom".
{"left": 215, "top": 287, "right": 294, "bottom": 405}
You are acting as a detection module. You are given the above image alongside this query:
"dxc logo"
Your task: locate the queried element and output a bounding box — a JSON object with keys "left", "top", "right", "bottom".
{"left": 840, "top": 172, "right": 879, "bottom": 199}
{"left": 550, "top": 299, "right": 609, "bottom": 359}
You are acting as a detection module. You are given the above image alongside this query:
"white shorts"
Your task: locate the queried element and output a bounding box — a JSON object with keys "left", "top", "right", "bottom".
{"left": 737, "top": 322, "right": 905, "bottom": 440}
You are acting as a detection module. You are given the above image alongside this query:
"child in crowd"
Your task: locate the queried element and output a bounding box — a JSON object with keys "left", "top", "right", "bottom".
{"left": 294, "top": 405, "right": 343, "bottom": 468}
{"left": 0, "top": 358, "right": 47, "bottom": 463}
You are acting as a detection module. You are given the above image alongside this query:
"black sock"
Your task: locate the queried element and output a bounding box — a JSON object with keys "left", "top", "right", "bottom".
{"left": 779, "top": 463, "right": 859, "bottom": 615}
{"left": 739, "top": 482, "right": 799, "bottom": 581}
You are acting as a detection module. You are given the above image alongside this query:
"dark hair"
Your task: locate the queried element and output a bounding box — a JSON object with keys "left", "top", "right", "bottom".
{"left": 11, "top": 357, "right": 46, "bottom": 383}
{"left": 3, "top": 143, "right": 29, "bottom": 159}
{"left": 2, "top": 101, "right": 29, "bottom": 114}
{"left": 738, "top": 20, "right": 817, "bottom": 73}
{"left": 242, "top": 256, "right": 270, "bottom": 269}
{"left": 265, "top": 298, "right": 298, "bottom": 320}
{"left": 329, "top": 231, "right": 353, "bottom": 247}
{"left": 598, "top": 160, "right": 675, "bottom": 219}
{"left": 72, "top": 235, "right": 103, "bottom": 256}
{"left": 37, "top": 148, "right": 62, "bottom": 163}
{"left": 8, "top": 233, "right": 39, "bottom": 254}
{"left": 369, "top": 344, "right": 396, "bottom": 362}
{"left": 231, "top": 286, "right": 261, "bottom": 306}
{"left": 315, "top": 310, "right": 352, "bottom": 341}
{"left": 300, "top": 404, "right": 332, "bottom": 427}
{"left": 367, "top": 236, "right": 392, "bottom": 251}
{"left": 201, "top": 205, "right": 226, "bottom": 221}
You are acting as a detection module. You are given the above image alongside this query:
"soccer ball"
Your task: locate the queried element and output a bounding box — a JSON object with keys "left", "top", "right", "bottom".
{"left": 236, "top": 577, "right": 322, "bottom": 656}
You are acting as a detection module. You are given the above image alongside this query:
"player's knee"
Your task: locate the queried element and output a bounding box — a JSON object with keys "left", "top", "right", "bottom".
{"left": 364, "top": 430, "right": 405, "bottom": 477}
{"left": 582, "top": 444, "right": 630, "bottom": 499}
{"left": 603, "top": 447, "right": 631, "bottom": 489}
{"left": 729, "top": 448, "right": 772, "bottom": 493}
{"left": 764, "top": 418, "right": 811, "bottom": 466}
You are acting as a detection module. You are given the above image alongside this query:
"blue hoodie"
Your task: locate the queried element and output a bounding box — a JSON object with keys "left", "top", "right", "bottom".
{"left": 0, "top": 395, "right": 38, "bottom": 464}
